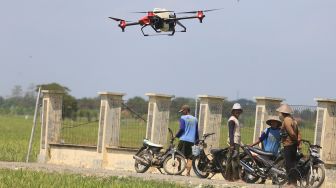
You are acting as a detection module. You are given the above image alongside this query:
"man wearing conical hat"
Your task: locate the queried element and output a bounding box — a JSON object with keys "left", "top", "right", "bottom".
{"left": 250, "top": 116, "right": 282, "bottom": 156}
{"left": 249, "top": 115, "right": 282, "bottom": 184}
{"left": 277, "top": 103, "right": 299, "bottom": 187}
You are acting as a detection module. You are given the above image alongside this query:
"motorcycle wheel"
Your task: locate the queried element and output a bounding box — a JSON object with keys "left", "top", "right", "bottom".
{"left": 241, "top": 157, "right": 260, "bottom": 183}
{"left": 134, "top": 151, "right": 151, "bottom": 173}
{"left": 219, "top": 152, "right": 229, "bottom": 179}
{"left": 307, "top": 164, "right": 325, "bottom": 188}
{"left": 288, "top": 168, "right": 306, "bottom": 188}
{"left": 192, "top": 155, "right": 210, "bottom": 178}
{"left": 163, "top": 154, "right": 186, "bottom": 175}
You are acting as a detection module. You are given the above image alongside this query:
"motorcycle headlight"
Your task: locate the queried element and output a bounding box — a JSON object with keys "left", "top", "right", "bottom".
{"left": 311, "top": 152, "right": 320, "bottom": 158}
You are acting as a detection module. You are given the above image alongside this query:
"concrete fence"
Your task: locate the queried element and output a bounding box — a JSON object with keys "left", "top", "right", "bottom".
{"left": 37, "top": 90, "right": 336, "bottom": 169}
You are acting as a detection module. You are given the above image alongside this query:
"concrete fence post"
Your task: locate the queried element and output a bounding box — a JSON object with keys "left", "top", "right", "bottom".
{"left": 97, "top": 92, "right": 125, "bottom": 167}
{"left": 198, "top": 95, "right": 225, "bottom": 149}
{"left": 38, "top": 90, "right": 64, "bottom": 163}
{"left": 145, "top": 93, "right": 174, "bottom": 146}
{"left": 253, "top": 97, "right": 283, "bottom": 142}
{"left": 314, "top": 98, "right": 336, "bottom": 166}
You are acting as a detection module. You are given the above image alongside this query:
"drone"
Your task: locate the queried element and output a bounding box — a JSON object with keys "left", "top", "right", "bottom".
{"left": 109, "top": 8, "right": 222, "bottom": 36}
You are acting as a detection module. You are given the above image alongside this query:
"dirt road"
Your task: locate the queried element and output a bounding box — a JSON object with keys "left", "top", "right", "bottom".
{"left": 0, "top": 161, "right": 335, "bottom": 188}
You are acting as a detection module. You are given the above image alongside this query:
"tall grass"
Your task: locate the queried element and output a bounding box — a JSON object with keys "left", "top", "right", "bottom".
{"left": 0, "top": 169, "right": 187, "bottom": 188}
{"left": 0, "top": 115, "right": 40, "bottom": 162}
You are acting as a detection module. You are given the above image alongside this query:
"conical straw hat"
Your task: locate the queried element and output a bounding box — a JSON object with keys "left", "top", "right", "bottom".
{"left": 276, "top": 103, "right": 293, "bottom": 114}
{"left": 266, "top": 116, "right": 282, "bottom": 126}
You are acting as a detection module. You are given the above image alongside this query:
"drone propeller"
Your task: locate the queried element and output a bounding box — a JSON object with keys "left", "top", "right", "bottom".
{"left": 108, "top": 17, "right": 133, "bottom": 22}
{"left": 132, "top": 10, "right": 174, "bottom": 14}
{"left": 176, "top": 8, "right": 223, "bottom": 14}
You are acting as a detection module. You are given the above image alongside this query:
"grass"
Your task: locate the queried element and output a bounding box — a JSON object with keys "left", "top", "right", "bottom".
{"left": 0, "top": 169, "right": 188, "bottom": 188}
{"left": 0, "top": 115, "right": 40, "bottom": 162}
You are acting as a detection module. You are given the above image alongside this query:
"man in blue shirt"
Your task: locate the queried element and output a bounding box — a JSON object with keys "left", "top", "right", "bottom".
{"left": 250, "top": 116, "right": 282, "bottom": 155}
{"left": 250, "top": 116, "right": 281, "bottom": 184}
{"left": 175, "top": 104, "right": 199, "bottom": 176}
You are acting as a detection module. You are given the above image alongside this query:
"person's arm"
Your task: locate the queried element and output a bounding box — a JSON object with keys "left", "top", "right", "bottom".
{"left": 195, "top": 120, "right": 199, "bottom": 143}
{"left": 250, "top": 131, "right": 266, "bottom": 147}
{"left": 284, "top": 118, "right": 298, "bottom": 141}
{"left": 228, "top": 120, "right": 235, "bottom": 147}
{"left": 250, "top": 140, "right": 261, "bottom": 147}
{"left": 175, "top": 118, "right": 185, "bottom": 138}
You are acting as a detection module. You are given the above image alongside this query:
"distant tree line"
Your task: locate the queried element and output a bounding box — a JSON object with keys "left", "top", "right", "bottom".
{"left": 10, "top": 83, "right": 323, "bottom": 122}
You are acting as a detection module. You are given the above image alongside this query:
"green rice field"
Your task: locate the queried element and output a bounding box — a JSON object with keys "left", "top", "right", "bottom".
{"left": 0, "top": 115, "right": 315, "bottom": 162}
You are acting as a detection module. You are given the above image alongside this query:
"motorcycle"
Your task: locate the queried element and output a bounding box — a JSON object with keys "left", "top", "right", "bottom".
{"left": 192, "top": 132, "right": 229, "bottom": 179}
{"left": 239, "top": 144, "right": 287, "bottom": 185}
{"left": 133, "top": 128, "right": 186, "bottom": 175}
{"left": 292, "top": 139, "right": 325, "bottom": 188}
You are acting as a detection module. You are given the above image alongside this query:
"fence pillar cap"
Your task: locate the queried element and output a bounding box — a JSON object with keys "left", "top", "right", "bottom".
{"left": 197, "top": 95, "right": 226, "bottom": 100}
{"left": 145, "top": 93, "right": 174, "bottom": 98}
{"left": 98, "top": 92, "right": 126, "bottom": 96}
{"left": 254, "top": 96, "right": 284, "bottom": 102}
{"left": 314, "top": 98, "right": 336, "bottom": 103}
{"left": 41, "top": 90, "right": 65, "bottom": 94}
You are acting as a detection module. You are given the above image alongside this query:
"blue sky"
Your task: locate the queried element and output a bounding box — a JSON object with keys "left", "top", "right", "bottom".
{"left": 1, "top": 0, "right": 335, "bottom": 105}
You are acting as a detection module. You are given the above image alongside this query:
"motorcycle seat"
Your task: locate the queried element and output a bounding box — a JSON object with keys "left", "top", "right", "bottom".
{"left": 210, "top": 148, "right": 225, "bottom": 155}
{"left": 144, "top": 139, "right": 163, "bottom": 148}
{"left": 248, "top": 146, "right": 274, "bottom": 157}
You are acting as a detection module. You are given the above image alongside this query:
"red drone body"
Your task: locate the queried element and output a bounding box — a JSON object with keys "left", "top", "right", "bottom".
{"left": 109, "top": 8, "right": 221, "bottom": 36}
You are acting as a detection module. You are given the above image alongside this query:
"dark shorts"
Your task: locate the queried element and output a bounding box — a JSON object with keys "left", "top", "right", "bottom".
{"left": 177, "top": 140, "right": 194, "bottom": 159}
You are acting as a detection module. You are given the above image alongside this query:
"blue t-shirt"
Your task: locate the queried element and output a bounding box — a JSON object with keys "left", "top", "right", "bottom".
{"left": 176, "top": 115, "right": 199, "bottom": 143}
{"left": 259, "top": 127, "right": 281, "bottom": 155}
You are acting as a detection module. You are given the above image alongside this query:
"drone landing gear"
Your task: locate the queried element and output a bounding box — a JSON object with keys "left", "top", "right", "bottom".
{"left": 141, "top": 21, "right": 187, "bottom": 36}
{"left": 176, "top": 21, "right": 186, "bottom": 32}
{"left": 141, "top": 25, "right": 161, "bottom": 36}
{"left": 167, "top": 21, "right": 186, "bottom": 36}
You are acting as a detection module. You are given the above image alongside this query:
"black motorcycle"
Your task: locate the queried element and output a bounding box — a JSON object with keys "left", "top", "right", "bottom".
{"left": 133, "top": 128, "right": 186, "bottom": 175}
{"left": 239, "top": 144, "right": 287, "bottom": 185}
{"left": 292, "top": 139, "right": 325, "bottom": 188}
{"left": 192, "top": 132, "right": 229, "bottom": 179}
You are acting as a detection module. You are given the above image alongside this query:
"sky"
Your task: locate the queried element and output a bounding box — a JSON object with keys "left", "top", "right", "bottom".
{"left": 1, "top": 0, "right": 335, "bottom": 105}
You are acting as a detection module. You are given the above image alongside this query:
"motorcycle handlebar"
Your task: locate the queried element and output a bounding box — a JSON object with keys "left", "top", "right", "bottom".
{"left": 203, "top": 132, "right": 215, "bottom": 139}
{"left": 301, "top": 139, "right": 322, "bottom": 149}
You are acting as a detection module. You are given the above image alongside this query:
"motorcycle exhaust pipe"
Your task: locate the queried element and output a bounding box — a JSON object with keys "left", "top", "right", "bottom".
{"left": 240, "top": 160, "right": 255, "bottom": 174}
{"left": 133, "top": 155, "right": 150, "bottom": 165}
{"left": 270, "top": 167, "right": 286, "bottom": 176}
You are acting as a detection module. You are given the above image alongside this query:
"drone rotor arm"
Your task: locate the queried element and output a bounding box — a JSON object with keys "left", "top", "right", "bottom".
{"left": 108, "top": 17, "right": 140, "bottom": 32}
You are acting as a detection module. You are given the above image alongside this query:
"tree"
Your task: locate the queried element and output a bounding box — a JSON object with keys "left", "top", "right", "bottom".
{"left": 0, "top": 96, "right": 4, "bottom": 106}
{"left": 77, "top": 97, "right": 100, "bottom": 109}
{"left": 126, "top": 96, "right": 148, "bottom": 116}
{"left": 11, "top": 85, "right": 23, "bottom": 98}
{"left": 38, "top": 82, "right": 70, "bottom": 93}
{"left": 25, "top": 83, "right": 37, "bottom": 98}
{"left": 222, "top": 101, "right": 234, "bottom": 118}
{"left": 39, "top": 83, "right": 77, "bottom": 119}
{"left": 170, "top": 97, "right": 196, "bottom": 119}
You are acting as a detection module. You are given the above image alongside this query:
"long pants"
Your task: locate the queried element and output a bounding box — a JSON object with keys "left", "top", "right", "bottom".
{"left": 284, "top": 144, "right": 298, "bottom": 184}
{"left": 225, "top": 145, "right": 240, "bottom": 180}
